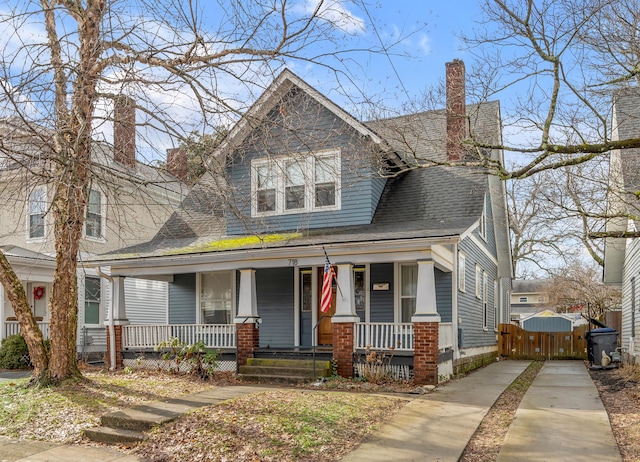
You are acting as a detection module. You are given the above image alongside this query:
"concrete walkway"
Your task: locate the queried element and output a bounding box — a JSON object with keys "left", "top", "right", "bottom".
{"left": 497, "top": 360, "right": 621, "bottom": 462}
{"left": 341, "top": 359, "right": 530, "bottom": 462}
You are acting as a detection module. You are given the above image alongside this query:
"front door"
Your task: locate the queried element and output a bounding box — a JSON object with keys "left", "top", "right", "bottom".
{"left": 317, "top": 268, "right": 336, "bottom": 345}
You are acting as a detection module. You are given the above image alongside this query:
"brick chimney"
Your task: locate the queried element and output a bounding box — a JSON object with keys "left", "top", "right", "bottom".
{"left": 166, "top": 147, "right": 188, "bottom": 182}
{"left": 114, "top": 95, "right": 136, "bottom": 168}
{"left": 445, "top": 59, "right": 466, "bottom": 162}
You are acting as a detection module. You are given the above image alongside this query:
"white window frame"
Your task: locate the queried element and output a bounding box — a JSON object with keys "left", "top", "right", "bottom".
{"left": 458, "top": 252, "right": 466, "bottom": 292}
{"left": 396, "top": 262, "right": 418, "bottom": 323}
{"left": 197, "top": 270, "right": 235, "bottom": 325}
{"left": 250, "top": 149, "right": 341, "bottom": 217}
{"left": 27, "top": 185, "right": 47, "bottom": 241}
{"left": 83, "top": 276, "right": 102, "bottom": 326}
{"left": 475, "top": 264, "right": 482, "bottom": 299}
{"left": 482, "top": 271, "right": 488, "bottom": 331}
{"left": 479, "top": 195, "right": 487, "bottom": 240}
{"left": 84, "top": 188, "right": 106, "bottom": 241}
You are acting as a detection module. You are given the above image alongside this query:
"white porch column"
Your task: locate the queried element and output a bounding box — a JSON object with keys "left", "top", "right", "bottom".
{"left": 332, "top": 263, "right": 360, "bottom": 323}
{"left": 234, "top": 268, "right": 259, "bottom": 323}
{"left": 412, "top": 259, "right": 441, "bottom": 323}
{"left": 111, "top": 276, "right": 129, "bottom": 324}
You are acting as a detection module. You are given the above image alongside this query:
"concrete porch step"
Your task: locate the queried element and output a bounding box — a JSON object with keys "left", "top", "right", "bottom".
{"left": 83, "top": 426, "right": 145, "bottom": 445}
{"left": 239, "top": 358, "right": 332, "bottom": 384}
{"left": 100, "top": 407, "right": 181, "bottom": 432}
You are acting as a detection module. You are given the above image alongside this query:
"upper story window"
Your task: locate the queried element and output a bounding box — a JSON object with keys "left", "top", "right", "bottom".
{"left": 519, "top": 296, "right": 528, "bottom": 303}
{"left": 28, "top": 187, "right": 46, "bottom": 240}
{"left": 85, "top": 189, "right": 104, "bottom": 239}
{"left": 251, "top": 150, "right": 340, "bottom": 217}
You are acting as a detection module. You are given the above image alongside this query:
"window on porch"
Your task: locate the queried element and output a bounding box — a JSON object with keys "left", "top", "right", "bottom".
{"left": 400, "top": 263, "right": 418, "bottom": 322}
{"left": 84, "top": 277, "right": 101, "bottom": 325}
{"left": 200, "top": 271, "right": 233, "bottom": 324}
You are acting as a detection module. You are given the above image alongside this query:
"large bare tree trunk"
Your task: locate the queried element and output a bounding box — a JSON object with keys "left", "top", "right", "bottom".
{"left": 0, "top": 252, "right": 49, "bottom": 381}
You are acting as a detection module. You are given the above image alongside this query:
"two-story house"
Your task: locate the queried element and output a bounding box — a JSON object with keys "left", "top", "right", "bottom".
{"left": 0, "top": 101, "right": 187, "bottom": 360}
{"left": 604, "top": 87, "right": 640, "bottom": 363}
{"left": 95, "top": 60, "right": 512, "bottom": 384}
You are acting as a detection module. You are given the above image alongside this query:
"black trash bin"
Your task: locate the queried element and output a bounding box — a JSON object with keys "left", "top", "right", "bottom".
{"left": 586, "top": 328, "right": 618, "bottom": 366}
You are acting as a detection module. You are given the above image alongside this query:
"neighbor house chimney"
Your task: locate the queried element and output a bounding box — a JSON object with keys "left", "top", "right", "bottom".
{"left": 446, "top": 59, "right": 466, "bottom": 162}
{"left": 166, "top": 147, "right": 188, "bottom": 182}
{"left": 114, "top": 95, "right": 136, "bottom": 168}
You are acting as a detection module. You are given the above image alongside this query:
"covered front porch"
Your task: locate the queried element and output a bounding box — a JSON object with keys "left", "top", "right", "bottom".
{"left": 102, "top": 241, "right": 459, "bottom": 384}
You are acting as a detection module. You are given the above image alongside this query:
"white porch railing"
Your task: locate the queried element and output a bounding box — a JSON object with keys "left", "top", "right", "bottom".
{"left": 5, "top": 321, "right": 50, "bottom": 340}
{"left": 439, "top": 322, "right": 454, "bottom": 350}
{"left": 354, "top": 322, "right": 414, "bottom": 351}
{"left": 122, "top": 324, "right": 236, "bottom": 350}
{"left": 354, "top": 322, "right": 455, "bottom": 352}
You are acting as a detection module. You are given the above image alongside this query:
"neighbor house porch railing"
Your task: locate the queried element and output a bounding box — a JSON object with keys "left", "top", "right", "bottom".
{"left": 4, "top": 321, "right": 50, "bottom": 340}
{"left": 354, "top": 322, "right": 454, "bottom": 352}
{"left": 122, "top": 324, "right": 236, "bottom": 350}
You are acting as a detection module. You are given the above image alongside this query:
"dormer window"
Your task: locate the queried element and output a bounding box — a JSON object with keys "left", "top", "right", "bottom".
{"left": 251, "top": 150, "right": 340, "bottom": 216}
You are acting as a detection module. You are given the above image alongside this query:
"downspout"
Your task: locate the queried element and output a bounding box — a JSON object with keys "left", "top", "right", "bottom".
{"left": 96, "top": 267, "right": 116, "bottom": 371}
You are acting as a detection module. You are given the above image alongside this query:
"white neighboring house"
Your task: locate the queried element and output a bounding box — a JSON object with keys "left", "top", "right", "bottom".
{"left": 0, "top": 103, "right": 188, "bottom": 360}
{"left": 603, "top": 88, "right": 640, "bottom": 363}
{"left": 510, "top": 279, "right": 552, "bottom": 322}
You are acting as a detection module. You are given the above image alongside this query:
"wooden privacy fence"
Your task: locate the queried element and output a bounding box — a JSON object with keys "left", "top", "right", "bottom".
{"left": 498, "top": 323, "right": 588, "bottom": 360}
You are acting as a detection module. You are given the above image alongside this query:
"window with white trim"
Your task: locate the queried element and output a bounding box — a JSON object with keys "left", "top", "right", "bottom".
{"left": 28, "top": 187, "right": 46, "bottom": 239}
{"left": 482, "top": 271, "right": 488, "bottom": 329}
{"left": 400, "top": 263, "right": 418, "bottom": 322}
{"left": 85, "top": 189, "right": 104, "bottom": 239}
{"left": 251, "top": 150, "right": 340, "bottom": 216}
{"left": 200, "top": 271, "right": 233, "bottom": 324}
{"left": 479, "top": 195, "right": 487, "bottom": 240}
{"left": 475, "top": 265, "right": 482, "bottom": 299}
{"left": 84, "top": 276, "right": 101, "bottom": 325}
{"left": 458, "top": 252, "right": 466, "bottom": 292}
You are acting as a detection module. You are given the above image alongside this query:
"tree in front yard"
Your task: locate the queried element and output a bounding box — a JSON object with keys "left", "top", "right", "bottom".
{"left": 0, "top": 0, "right": 394, "bottom": 385}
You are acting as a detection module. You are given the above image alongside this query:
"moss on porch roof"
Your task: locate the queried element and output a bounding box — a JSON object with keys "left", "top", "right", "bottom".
{"left": 160, "top": 232, "right": 303, "bottom": 256}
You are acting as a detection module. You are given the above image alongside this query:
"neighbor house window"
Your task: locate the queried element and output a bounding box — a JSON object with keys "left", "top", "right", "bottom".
{"left": 200, "top": 271, "right": 233, "bottom": 324}
{"left": 400, "top": 264, "right": 418, "bottom": 322}
{"left": 28, "top": 187, "right": 46, "bottom": 239}
{"left": 519, "top": 297, "right": 528, "bottom": 303}
{"left": 84, "top": 277, "right": 101, "bottom": 325}
{"left": 251, "top": 150, "right": 340, "bottom": 216}
{"left": 475, "top": 265, "right": 482, "bottom": 298}
{"left": 479, "top": 196, "right": 487, "bottom": 239}
{"left": 458, "top": 252, "right": 466, "bottom": 292}
{"left": 85, "top": 189, "right": 103, "bottom": 238}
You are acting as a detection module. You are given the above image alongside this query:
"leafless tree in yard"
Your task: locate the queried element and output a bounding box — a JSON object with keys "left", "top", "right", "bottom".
{"left": 0, "top": 0, "right": 397, "bottom": 385}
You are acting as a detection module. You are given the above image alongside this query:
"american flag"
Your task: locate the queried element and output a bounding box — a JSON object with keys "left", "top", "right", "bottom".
{"left": 320, "top": 255, "right": 334, "bottom": 313}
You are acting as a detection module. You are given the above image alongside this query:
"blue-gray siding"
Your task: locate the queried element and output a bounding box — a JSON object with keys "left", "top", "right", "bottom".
{"left": 168, "top": 273, "right": 196, "bottom": 324}
{"left": 226, "top": 88, "right": 384, "bottom": 235}
{"left": 370, "top": 263, "right": 394, "bottom": 322}
{"left": 256, "top": 267, "right": 295, "bottom": 347}
{"left": 458, "top": 236, "right": 499, "bottom": 348}
{"left": 435, "top": 269, "right": 452, "bottom": 322}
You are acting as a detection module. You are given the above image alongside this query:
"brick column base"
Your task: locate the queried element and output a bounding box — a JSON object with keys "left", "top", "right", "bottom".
{"left": 332, "top": 322, "right": 355, "bottom": 378}
{"left": 413, "top": 322, "right": 439, "bottom": 385}
{"left": 105, "top": 325, "right": 124, "bottom": 369}
{"left": 236, "top": 323, "right": 259, "bottom": 367}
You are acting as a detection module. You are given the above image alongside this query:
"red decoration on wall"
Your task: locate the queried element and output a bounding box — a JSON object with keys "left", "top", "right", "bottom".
{"left": 33, "top": 286, "right": 45, "bottom": 300}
